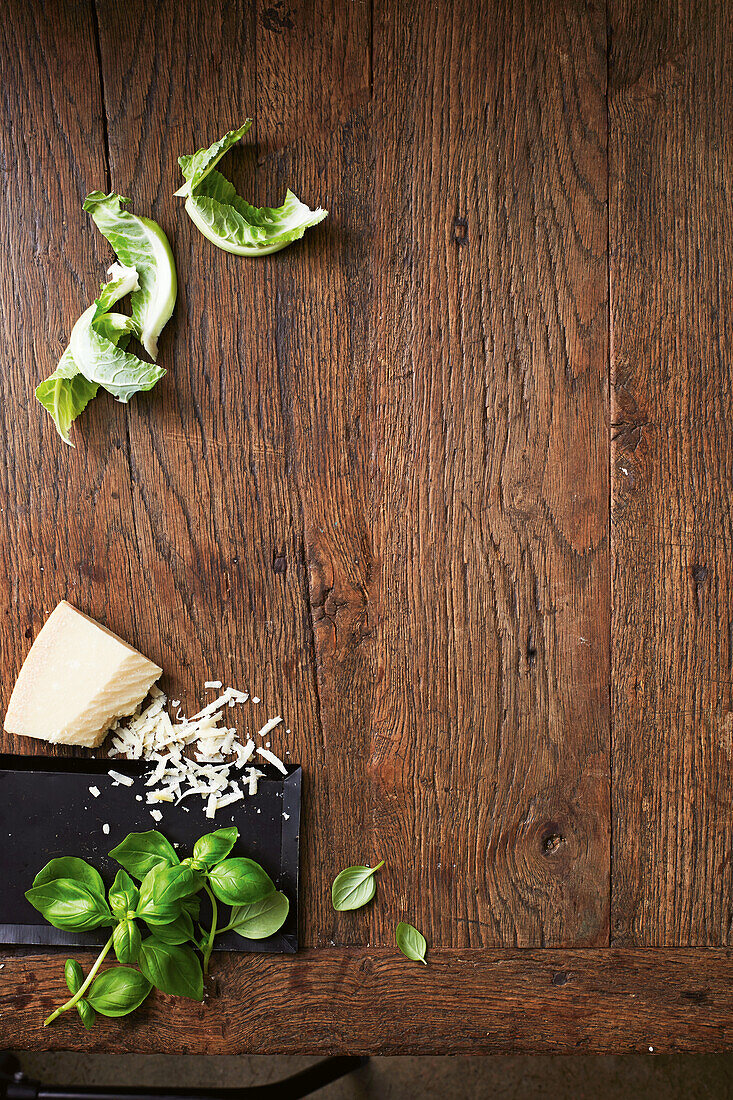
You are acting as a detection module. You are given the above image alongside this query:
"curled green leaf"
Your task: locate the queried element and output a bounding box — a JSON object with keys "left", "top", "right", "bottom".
{"left": 395, "top": 921, "right": 427, "bottom": 965}
{"left": 145, "top": 910, "right": 195, "bottom": 945}
{"left": 83, "top": 191, "right": 177, "bottom": 360}
{"left": 331, "top": 861, "right": 384, "bottom": 912}
{"left": 176, "top": 123, "right": 327, "bottom": 256}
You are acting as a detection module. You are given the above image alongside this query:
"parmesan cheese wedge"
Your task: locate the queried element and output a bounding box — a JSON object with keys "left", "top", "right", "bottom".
{"left": 4, "top": 602, "right": 162, "bottom": 748}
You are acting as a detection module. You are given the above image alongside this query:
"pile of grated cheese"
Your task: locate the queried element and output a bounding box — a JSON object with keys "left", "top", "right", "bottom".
{"left": 105, "top": 683, "right": 289, "bottom": 820}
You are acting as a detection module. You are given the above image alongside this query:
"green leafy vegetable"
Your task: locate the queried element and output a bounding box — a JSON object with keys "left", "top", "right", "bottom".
{"left": 138, "top": 938, "right": 203, "bottom": 1001}
{"left": 176, "top": 122, "right": 327, "bottom": 256}
{"left": 86, "top": 966, "right": 152, "bottom": 1018}
{"left": 109, "top": 830, "right": 181, "bottom": 881}
{"left": 395, "top": 921, "right": 427, "bottom": 965}
{"left": 207, "top": 858, "right": 275, "bottom": 906}
{"left": 31, "top": 829, "right": 290, "bottom": 1029}
{"left": 331, "top": 861, "right": 384, "bottom": 911}
{"left": 136, "top": 864, "right": 201, "bottom": 924}
{"left": 83, "top": 191, "right": 177, "bottom": 359}
{"left": 69, "top": 267, "right": 166, "bottom": 404}
{"left": 76, "top": 999, "right": 96, "bottom": 1030}
{"left": 191, "top": 826, "right": 238, "bottom": 869}
{"left": 108, "top": 869, "right": 140, "bottom": 918}
{"left": 33, "top": 857, "right": 105, "bottom": 896}
{"left": 64, "top": 959, "right": 84, "bottom": 995}
{"left": 113, "top": 919, "right": 142, "bottom": 965}
{"left": 35, "top": 349, "right": 99, "bottom": 447}
{"left": 146, "top": 910, "right": 194, "bottom": 945}
{"left": 228, "top": 891, "right": 289, "bottom": 940}
{"left": 175, "top": 122, "right": 252, "bottom": 197}
{"left": 25, "top": 880, "right": 112, "bottom": 931}
{"left": 36, "top": 191, "right": 177, "bottom": 446}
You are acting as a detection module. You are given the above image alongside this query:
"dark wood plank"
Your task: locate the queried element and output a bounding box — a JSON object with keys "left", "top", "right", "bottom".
{"left": 3, "top": 947, "right": 733, "bottom": 1054}
{"left": 369, "top": 0, "right": 610, "bottom": 945}
{"left": 610, "top": 0, "right": 733, "bottom": 943}
{"left": 93, "top": 0, "right": 371, "bottom": 947}
{"left": 0, "top": 1, "right": 146, "bottom": 756}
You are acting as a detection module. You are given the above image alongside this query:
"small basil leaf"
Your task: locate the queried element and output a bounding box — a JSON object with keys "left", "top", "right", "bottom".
{"left": 65, "top": 958, "right": 84, "bottom": 995}
{"left": 192, "top": 826, "right": 238, "bottom": 869}
{"left": 109, "top": 831, "right": 180, "bottom": 881}
{"left": 331, "top": 861, "right": 384, "bottom": 911}
{"left": 113, "top": 919, "right": 142, "bottom": 965}
{"left": 229, "top": 891, "right": 289, "bottom": 940}
{"left": 395, "top": 921, "right": 428, "bottom": 965}
{"left": 76, "top": 998, "right": 96, "bottom": 1030}
{"left": 86, "top": 966, "right": 152, "bottom": 1017}
{"left": 33, "top": 857, "right": 104, "bottom": 897}
{"left": 25, "top": 880, "right": 113, "bottom": 931}
{"left": 138, "top": 938, "right": 203, "bottom": 1001}
{"left": 136, "top": 865, "right": 202, "bottom": 923}
{"left": 108, "top": 869, "right": 140, "bottom": 918}
{"left": 145, "top": 910, "right": 194, "bottom": 945}
{"left": 208, "top": 859, "right": 275, "bottom": 906}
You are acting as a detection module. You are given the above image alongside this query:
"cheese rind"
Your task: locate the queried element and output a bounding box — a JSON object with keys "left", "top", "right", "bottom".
{"left": 4, "top": 601, "right": 162, "bottom": 748}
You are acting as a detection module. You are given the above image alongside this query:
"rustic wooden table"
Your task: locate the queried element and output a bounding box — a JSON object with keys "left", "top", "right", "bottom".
{"left": 2, "top": 0, "right": 732, "bottom": 1056}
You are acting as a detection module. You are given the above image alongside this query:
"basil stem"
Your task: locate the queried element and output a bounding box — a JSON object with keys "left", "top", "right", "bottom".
{"left": 201, "top": 884, "right": 218, "bottom": 975}
{"left": 44, "top": 934, "right": 114, "bottom": 1027}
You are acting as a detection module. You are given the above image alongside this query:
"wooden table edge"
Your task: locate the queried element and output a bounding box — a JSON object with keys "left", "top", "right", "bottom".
{"left": 3, "top": 947, "right": 732, "bottom": 1054}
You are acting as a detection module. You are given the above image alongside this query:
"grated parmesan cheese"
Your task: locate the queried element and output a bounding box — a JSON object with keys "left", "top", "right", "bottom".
{"left": 108, "top": 769, "right": 134, "bottom": 787}
{"left": 105, "top": 682, "right": 291, "bottom": 818}
{"left": 89, "top": 786, "right": 100, "bottom": 798}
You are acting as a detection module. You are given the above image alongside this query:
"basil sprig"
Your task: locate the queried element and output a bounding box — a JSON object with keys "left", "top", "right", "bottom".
{"left": 27, "top": 826, "right": 290, "bottom": 1030}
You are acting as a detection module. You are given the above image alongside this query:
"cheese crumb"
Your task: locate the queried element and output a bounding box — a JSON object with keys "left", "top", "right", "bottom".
{"left": 88, "top": 786, "right": 100, "bottom": 798}
{"left": 102, "top": 823, "right": 110, "bottom": 835}
{"left": 205, "top": 680, "right": 223, "bottom": 689}
{"left": 108, "top": 769, "right": 134, "bottom": 787}
{"left": 150, "top": 809, "right": 163, "bottom": 823}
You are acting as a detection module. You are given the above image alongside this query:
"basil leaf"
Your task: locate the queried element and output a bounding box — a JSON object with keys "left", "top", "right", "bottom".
{"left": 229, "top": 891, "right": 289, "bottom": 940}
{"left": 113, "top": 919, "right": 142, "bottom": 965}
{"left": 109, "top": 831, "right": 180, "bottom": 881}
{"left": 192, "top": 826, "right": 238, "bottom": 869}
{"left": 108, "top": 869, "right": 139, "bottom": 918}
{"left": 25, "top": 880, "right": 113, "bottom": 931}
{"left": 138, "top": 938, "right": 203, "bottom": 1001}
{"left": 76, "top": 998, "right": 95, "bottom": 1030}
{"left": 86, "top": 967, "right": 152, "bottom": 1017}
{"left": 65, "top": 958, "right": 84, "bottom": 995}
{"left": 395, "top": 921, "right": 428, "bottom": 965}
{"left": 136, "top": 864, "right": 202, "bottom": 924}
{"left": 182, "top": 895, "right": 201, "bottom": 920}
{"left": 33, "top": 857, "right": 104, "bottom": 896}
{"left": 145, "top": 910, "right": 194, "bottom": 945}
{"left": 331, "top": 861, "right": 384, "bottom": 911}
{"left": 208, "top": 858, "right": 275, "bottom": 906}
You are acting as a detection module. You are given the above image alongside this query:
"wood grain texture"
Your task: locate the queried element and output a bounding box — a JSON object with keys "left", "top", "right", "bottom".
{"left": 3, "top": 947, "right": 733, "bottom": 1054}
{"left": 610, "top": 0, "right": 733, "bottom": 944}
{"left": 92, "top": 0, "right": 370, "bottom": 948}
{"left": 370, "top": 0, "right": 610, "bottom": 946}
{"left": 0, "top": 0, "right": 144, "bottom": 756}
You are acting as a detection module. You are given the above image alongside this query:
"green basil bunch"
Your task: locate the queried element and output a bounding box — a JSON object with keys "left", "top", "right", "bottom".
{"left": 26, "top": 827, "right": 290, "bottom": 1030}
